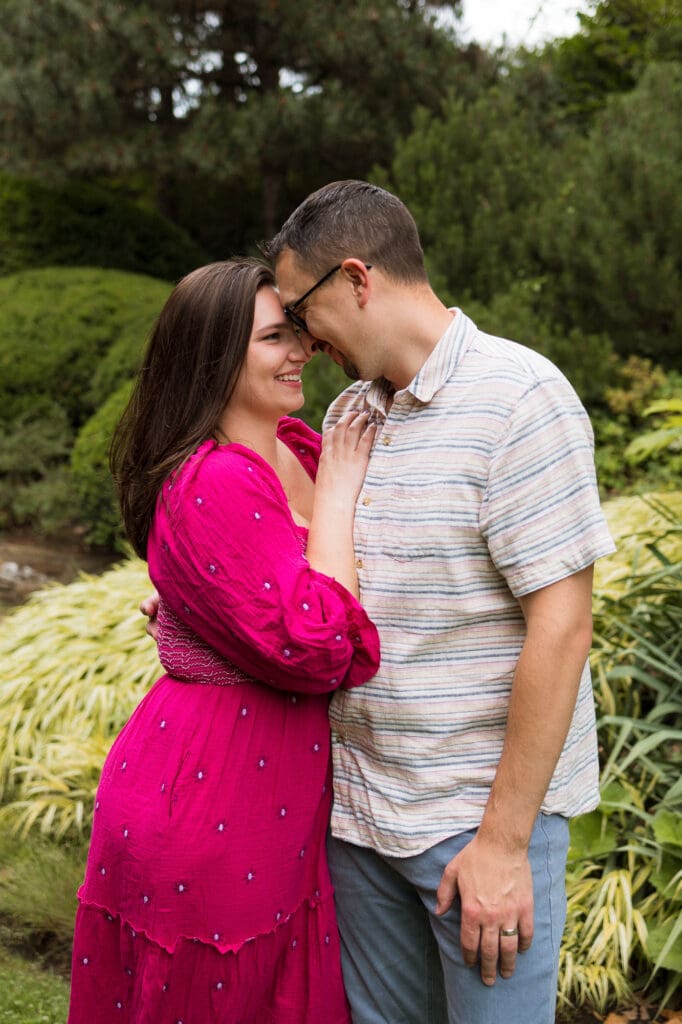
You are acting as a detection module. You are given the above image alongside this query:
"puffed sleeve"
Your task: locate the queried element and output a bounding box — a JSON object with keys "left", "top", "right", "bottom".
{"left": 479, "top": 374, "right": 615, "bottom": 597}
{"left": 147, "top": 442, "right": 380, "bottom": 694}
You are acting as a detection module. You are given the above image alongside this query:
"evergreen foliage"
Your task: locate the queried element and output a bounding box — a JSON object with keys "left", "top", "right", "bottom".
{"left": 0, "top": 0, "right": 472, "bottom": 248}
{"left": 536, "top": 62, "right": 682, "bottom": 368}
{"left": 0, "top": 266, "right": 170, "bottom": 427}
{"left": 0, "top": 267, "right": 170, "bottom": 536}
{"left": 373, "top": 87, "right": 551, "bottom": 304}
{"left": 0, "top": 173, "right": 205, "bottom": 279}
{"left": 71, "top": 383, "right": 133, "bottom": 551}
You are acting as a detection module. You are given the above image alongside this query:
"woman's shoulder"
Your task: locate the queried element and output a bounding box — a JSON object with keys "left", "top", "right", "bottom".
{"left": 167, "top": 439, "right": 276, "bottom": 502}
{"left": 277, "top": 416, "right": 321, "bottom": 473}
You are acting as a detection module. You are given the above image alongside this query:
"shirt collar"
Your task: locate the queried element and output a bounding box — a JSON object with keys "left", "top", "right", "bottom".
{"left": 406, "top": 308, "right": 472, "bottom": 404}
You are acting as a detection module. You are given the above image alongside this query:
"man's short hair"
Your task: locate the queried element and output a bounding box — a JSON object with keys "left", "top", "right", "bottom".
{"left": 266, "top": 180, "right": 428, "bottom": 284}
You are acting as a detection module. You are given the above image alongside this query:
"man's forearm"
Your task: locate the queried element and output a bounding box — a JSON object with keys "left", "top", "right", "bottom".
{"left": 478, "top": 566, "right": 595, "bottom": 852}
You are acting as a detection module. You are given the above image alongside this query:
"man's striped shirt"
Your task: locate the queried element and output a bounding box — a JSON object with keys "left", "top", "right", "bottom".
{"left": 323, "top": 309, "right": 616, "bottom": 857}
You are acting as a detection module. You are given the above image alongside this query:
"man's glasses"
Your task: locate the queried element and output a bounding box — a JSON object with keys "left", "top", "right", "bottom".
{"left": 284, "top": 263, "right": 372, "bottom": 335}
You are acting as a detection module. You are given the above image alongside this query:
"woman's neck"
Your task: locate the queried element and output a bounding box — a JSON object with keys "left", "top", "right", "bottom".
{"left": 217, "top": 409, "right": 282, "bottom": 471}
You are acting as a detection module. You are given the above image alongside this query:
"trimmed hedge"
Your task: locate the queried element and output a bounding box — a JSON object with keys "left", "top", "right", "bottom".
{"left": 0, "top": 173, "right": 205, "bottom": 281}
{"left": 0, "top": 266, "right": 171, "bottom": 426}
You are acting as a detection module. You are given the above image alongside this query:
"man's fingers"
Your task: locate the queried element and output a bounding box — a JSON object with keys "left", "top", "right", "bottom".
{"left": 498, "top": 930, "right": 519, "bottom": 979}
{"left": 518, "top": 904, "right": 534, "bottom": 952}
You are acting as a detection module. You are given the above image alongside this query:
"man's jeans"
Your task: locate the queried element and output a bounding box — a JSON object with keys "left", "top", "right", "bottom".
{"left": 327, "top": 814, "right": 569, "bottom": 1024}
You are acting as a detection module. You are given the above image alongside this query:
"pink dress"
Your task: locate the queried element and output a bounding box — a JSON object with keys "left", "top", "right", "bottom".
{"left": 68, "top": 417, "right": 380, "bottom": 1024}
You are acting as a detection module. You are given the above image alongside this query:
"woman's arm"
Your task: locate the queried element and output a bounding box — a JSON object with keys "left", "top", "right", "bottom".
{"left": 306, "top": 411, "right": 375, "bottom": 599}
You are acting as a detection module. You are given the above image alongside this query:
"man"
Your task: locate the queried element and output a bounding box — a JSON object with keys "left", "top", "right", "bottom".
{"left": 266, "top": 180, "right": 615, "bottom": 1024}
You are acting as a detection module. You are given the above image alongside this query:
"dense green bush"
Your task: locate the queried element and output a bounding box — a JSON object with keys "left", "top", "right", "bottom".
{"left": 537, "top": 62, "right": 682, "bottom": 367}
{"left": 373, "top": 87, "right": 552, "bottom": 304}
{"left": 0, "top": 267, "right": 170, "bottom": 536}
{"left": 0, "top": 173, "right": 205, "bottom": 280}
{"left": 0, "top": 266, "right": 171, "bottom": 427}
{"left": 71, "top": 382, "right": 132, "bottom": 550}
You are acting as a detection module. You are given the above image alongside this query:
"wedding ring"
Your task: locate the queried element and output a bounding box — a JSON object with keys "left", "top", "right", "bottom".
{"left": 500, "top": 927, "right": 519, "bottom": 937}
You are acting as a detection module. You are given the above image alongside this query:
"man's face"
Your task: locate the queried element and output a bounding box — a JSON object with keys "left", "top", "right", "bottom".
{"left": 275, "top": 249, "right": 363, "bottom": 380}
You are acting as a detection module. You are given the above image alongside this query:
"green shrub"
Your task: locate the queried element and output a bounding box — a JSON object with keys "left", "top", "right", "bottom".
{"left": 71, "top": 382, "right": 133, "bottom": 549}
{"left": 0, "top": 266, "right": 171, "bottom": 427}
{"left": 0, "top": 267, "right": 170, "bottom": 539}
{"left": 0, "top": 172, "right": 205, "bottom": 280}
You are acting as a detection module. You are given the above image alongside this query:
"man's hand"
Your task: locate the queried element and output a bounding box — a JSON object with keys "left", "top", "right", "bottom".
{"left": 435, "top": 833, "right": 534, "bottom": 986}
{"left": 140, "top": 590, "right": 160, "bottom": 641}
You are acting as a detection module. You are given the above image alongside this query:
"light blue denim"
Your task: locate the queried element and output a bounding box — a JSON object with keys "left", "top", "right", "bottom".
{"left": 327, "top": 813, "right": 569, "bottom": 1024}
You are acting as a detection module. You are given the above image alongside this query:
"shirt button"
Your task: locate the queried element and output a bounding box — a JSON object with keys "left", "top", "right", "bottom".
{"left": 361, "top": 497, "right": 371, "bottom": 506}
{"left": 355, "top": 558, "right": 363, "bottom": 569}
{"left": 382, "top": 435, "right": 391, "bottom": 446}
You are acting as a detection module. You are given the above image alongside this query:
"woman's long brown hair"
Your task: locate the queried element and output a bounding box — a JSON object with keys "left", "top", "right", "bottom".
{"left": 110, "top": 259, "right": 274, "bottom": 559}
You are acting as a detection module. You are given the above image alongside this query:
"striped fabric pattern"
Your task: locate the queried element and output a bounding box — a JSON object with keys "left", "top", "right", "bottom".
{"left": 323, "top": 310, "right": 616, "bottom": 857}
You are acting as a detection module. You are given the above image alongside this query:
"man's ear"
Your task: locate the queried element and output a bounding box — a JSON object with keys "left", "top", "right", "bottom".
{"left": 340, "top": 259, "right": 371, "bottom": 307}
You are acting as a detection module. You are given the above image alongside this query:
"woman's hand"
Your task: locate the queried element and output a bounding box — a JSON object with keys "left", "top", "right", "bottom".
{"left": 315, "top": 411, "right": 376, "bottom": 510}
{"left": 306, "top": 411, "right": 376, "bottom": 598}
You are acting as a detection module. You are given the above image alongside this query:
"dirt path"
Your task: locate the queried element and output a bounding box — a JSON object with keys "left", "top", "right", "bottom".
{"left": 0, "top": 531, "right": 115, "bottom": 616}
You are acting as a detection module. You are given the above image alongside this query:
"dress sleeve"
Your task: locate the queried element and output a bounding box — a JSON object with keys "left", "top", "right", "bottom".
{"left": 479, "top": 374, "right": 616, "bottom": 597}
{"left": 147, "top": 444, "right": 380, "bottom": 694}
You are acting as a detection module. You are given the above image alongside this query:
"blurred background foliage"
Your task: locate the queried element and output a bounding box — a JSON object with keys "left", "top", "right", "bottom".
{"left": 0, "top": 0, "right": 679, "bottom": 547}
{"left": 0, "top": 0, "right": 680, "bottom": 1017}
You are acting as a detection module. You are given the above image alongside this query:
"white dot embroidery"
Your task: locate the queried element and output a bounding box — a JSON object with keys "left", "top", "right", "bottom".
{"left": 195, "top": 497, "right": 203, "bottom": 505}
{"left": 216, "top": 822, "right": 226, "bottom": 832}
{"left": 240, "top": 706, "right": 248, "bottom": 717}
{"left": 302, "top": 602, "right": 310, "bottom": 611}
{"left": 160, "top": 782, "right": 166, "bottom": 793}
{"left": 257, "top": 758, "right": 266, "bottom": 769}
{"left": 330, "top": 678, "right": 338, "bottom": 686}
{"left": 162, "top": 983, "right": 169, "bottom": 992}
{"left": 122, "top": 828, "right": 129, "bottom": 838}
{"left": 106, "top": 914, "right": 114, "bottom": 921}
{"left": 100, "top": 866, "right": 106, "bottom": 876}
{"left": 246, "top": 871, "right": 255, "bottom": 882}
{"left": 325, "top": 934, "right": 331, "bottom": 945}
{"left": 283, "top": 648, "right": 291, "bottom": 658}
{"left": 143, "top": 895, "right": 150, "bottom": 904}
{"left": 125, "top": 967, "right": 133, "bottom": 976}
{"left": 291, "top": 696, "right": 297, "bottom": 704}
{"left": 183, "top": 604, "right": 190, "bottom": 614}
{"left": 335, "top": 634, "right": 342, "bottom": 642}
{"left": 208, "top": 564, "right": 216, "bottom": 574}
{"left": 275, "top": 911, "right": 282, "bottom": 921}
{"left": 313, "top": 743, "right": 320, "bottom": 752}
{"left": 299, "top": 848, "right": 306, "bottom": 858}
{"left": 216, "top": 981, "right": 224, "bottom": 990}
{"left": 115, "top": 1002, "right": 123, "bottom": 1010}
{"left": 263, "top": 581, "right": 272, "bottom": 590}
{"left": 81, "top": 957, "right": 89, "bottom": 965}
{"left": 131, "top": 930, "right": 137, "bottom": 938}
{"left": 197, "top": 770, "right": 205, "bottom": 780}
{"left": 121, "top": 761, "right": 127, "bottom": 771}
{"left": 279, "top": 807, "right": 287, "bottom": 817}
{"left": 247, "top": 466, "right": 253, "bottom": 473}
{"left": 177, "top": 883, "right": 186, "bottom": 893}
{"left": 291, "top": 939, "right": 298, "bottom": 949}
{"left": 254, "top": 512, "right": 261, "bottom": 520}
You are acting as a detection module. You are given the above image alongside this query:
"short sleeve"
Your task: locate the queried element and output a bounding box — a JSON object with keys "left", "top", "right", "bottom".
{"left": 479, "top": 375, "right": 616, "bottom": 597}
{"left": 147, "top": 443, "right": 380, "bottom": 694}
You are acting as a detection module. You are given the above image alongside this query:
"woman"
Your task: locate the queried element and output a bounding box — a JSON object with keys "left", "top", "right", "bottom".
{"left": 68, "top": 259, "right": 380, "bottom": 1024}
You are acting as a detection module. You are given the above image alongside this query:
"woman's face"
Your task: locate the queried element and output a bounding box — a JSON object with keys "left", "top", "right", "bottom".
{"left": 228, "top": 286, "right": 311, "bottom": 420}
